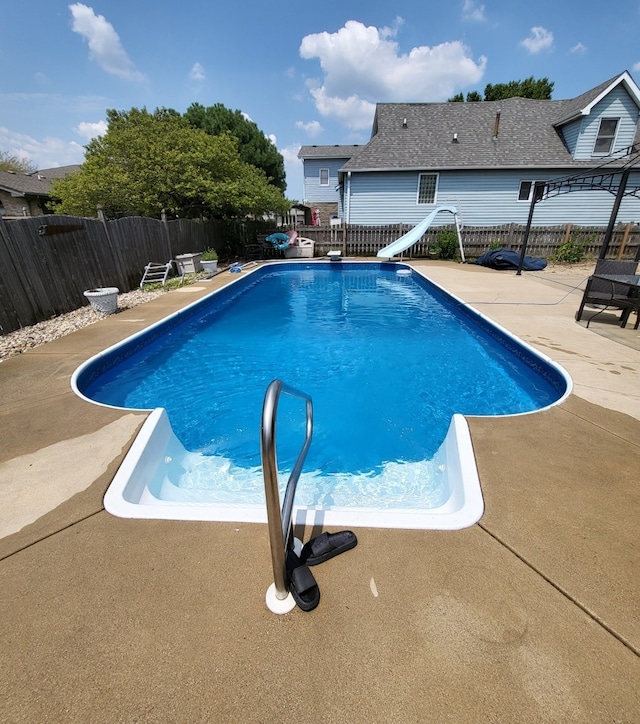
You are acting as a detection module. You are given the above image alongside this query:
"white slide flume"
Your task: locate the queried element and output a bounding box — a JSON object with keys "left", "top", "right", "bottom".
{"left": 377, "top": 206, "right": 464, "bottom": 261}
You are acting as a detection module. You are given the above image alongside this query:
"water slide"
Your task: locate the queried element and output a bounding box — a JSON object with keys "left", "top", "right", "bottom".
{"left": 377, "top": 206, "right": 465, "bottom": 261}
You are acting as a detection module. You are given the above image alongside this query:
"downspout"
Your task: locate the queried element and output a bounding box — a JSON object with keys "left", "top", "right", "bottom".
{"left": 346, "top": 171, "right": 352, "bottom": 224}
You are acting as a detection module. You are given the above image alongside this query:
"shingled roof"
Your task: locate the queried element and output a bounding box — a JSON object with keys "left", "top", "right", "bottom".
{"left": 340, "top": 72, "right": 640, "bottom": 173}
{"left": 298, "top": 144, "right": 362, "bottom": 160}
{"left": 0, "top": 165, "right": 81, "bottom": 197}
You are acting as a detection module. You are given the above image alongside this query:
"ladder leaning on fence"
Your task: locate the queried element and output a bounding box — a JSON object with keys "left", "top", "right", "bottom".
{"left": 140, "top": 261, "right": 173, "bottom": 289}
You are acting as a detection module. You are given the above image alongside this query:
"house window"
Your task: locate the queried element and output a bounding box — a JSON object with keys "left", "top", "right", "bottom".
{"left": 518, "top": 180, "right": 547, "bottom": 202}
{"left": 319, "top": 168, "right": 329, "bottom": 186}
{"left": 593, "top": 118, "right": 619, "bottom": 155}
{"left": 417, "top": 173, "right": 438, "bottom": 204}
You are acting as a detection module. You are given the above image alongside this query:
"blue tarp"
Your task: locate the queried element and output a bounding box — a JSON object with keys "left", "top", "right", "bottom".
{"left": 475, "top": 248, "right": 547, "bottom": 271}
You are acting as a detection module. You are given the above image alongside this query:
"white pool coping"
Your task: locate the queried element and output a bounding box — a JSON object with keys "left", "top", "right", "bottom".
{"left": 73, "top": 261, "right": 572, "bottom": 530}
{"left": 102, "top": 408, "right": 484, "bottom": 530}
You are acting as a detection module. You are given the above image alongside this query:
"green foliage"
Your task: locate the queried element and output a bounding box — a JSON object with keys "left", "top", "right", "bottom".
{"left": 184, "top": 103, "right": 286, "bottom": 192}
{"left": 432, "top": 229, "right": 460, "bottom": 259}
{"left": 484, "top": 76, "right": 554, "bottom": 101}
{"left": 50, "top": 107, "right": 289, "bottom": 219}
{"left": 448, "top": 90, "right": 483, "bottom": 103}
{"left": 0, "top": 151, "right": 37, "bottom": 173}
{"left": 449, "top": 77, "right": 554, "bottom": 103}
{"left": 489, "top": 239, "right": 502, "bottom": 250}
{"left": 551, "top": 232, "right": 595, "bottom": 263}
{"left": 201, "top": 248, "right": 218, "bottom": 260}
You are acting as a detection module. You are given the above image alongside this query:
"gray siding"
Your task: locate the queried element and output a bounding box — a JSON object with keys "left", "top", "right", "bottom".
{"left": 574, "top": 86, "right": 639, "bottom": 159}
{"left": 303, "top": 158, "right": 348, "bottom": 204}
{"left": 559, "top": 118, "right": 582, "bottom": 155}
{"left": 346, "top": 169, "right": 640, "bottom": 226}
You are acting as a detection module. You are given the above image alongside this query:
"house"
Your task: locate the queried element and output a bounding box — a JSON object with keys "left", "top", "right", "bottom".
{"left": 298, "top": 71, "right": 640, "bottom": 228}
{"left": 297, "top": 145, "right": 361, "bottom": 225}
{"left": 0, "top": 165, "right": 81, "bottom": 218}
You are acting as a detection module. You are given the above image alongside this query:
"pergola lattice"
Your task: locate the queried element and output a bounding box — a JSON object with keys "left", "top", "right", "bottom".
{"left": 517, "top": 145, "right": 640, "bottom": 274}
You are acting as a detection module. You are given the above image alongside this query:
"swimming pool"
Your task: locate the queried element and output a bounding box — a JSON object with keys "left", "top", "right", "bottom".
{"left": 73, "top": 262, "right": 571, "bottom": 529}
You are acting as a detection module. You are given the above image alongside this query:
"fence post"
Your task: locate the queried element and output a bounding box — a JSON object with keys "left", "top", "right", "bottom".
{"left": 96, "top": 204, "right": 124, "bottom": 288}
{"left": 161, "top": 209, "right": 172, "bottom": 260}
{"left": 616, "top": 222, "right": 633, "bottom": 260}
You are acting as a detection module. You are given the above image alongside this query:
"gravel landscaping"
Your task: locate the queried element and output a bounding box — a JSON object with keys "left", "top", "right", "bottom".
{"left": 0, "top": 288, "right": 165, "bottom": 363}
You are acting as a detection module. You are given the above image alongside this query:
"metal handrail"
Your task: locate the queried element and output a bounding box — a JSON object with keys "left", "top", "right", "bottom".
{"left": 261, "top": 379, "right": 313, "bottom": 601}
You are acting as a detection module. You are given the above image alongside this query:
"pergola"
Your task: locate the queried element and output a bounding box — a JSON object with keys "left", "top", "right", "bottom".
{"left": 516, "top": 145, "right": 640, "bottom": 274}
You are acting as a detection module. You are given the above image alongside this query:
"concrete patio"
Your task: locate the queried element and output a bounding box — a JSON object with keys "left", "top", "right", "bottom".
{"left": 0, "top": 261, "right": 638, "bottom": 722}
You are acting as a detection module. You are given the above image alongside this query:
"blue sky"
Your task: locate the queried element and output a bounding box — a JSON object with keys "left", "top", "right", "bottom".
{"left": 2, "top": 1, "right": 640, "bottom": 199}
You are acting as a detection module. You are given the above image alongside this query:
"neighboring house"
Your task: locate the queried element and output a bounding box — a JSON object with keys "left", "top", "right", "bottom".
{"left": 0, "top": 165, "right": 81, "bottom": 218}
{"left": 299, "top": 71, "right": 640, "bottom": 227}
{"left": 297, "top": 145, "right": 361, "bottom": 224}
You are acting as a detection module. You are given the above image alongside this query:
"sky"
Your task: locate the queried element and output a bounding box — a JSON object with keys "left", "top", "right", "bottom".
{"left": 2, "top": 1, "right": 640, "bottom": 200}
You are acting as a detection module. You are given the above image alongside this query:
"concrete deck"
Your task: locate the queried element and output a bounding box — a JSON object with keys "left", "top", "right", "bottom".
{"left": 1, "top": 262, "right": 639, "bottom": 722}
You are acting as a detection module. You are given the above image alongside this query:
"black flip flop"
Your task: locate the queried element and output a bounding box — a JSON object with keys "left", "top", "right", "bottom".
{"left": 299, "top": 530, "right": 358, "bottom": 567}
{"left": 286, "top": 549, "right": 320, "bottom": 612}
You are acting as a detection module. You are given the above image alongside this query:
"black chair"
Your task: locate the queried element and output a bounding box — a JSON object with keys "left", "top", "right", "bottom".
{"left": 575, "top": 259, "right": 639, "bottom": 327}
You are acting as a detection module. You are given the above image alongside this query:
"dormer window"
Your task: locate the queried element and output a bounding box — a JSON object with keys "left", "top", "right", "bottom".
{"left": 593, "top": 118, "right": 619, "bottom": 156}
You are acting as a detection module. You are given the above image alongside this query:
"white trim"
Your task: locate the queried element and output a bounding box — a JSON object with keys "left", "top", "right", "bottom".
{"left": 517, "top": 179, "right": 547, "bottom": 202}
{"left": 580, "top": 71, "right": 640, "bottom": 117}
{"left": 592, "top": 116, "right": 621, "bottom": 156}
{"left": 416, "top": 172, "right": 439, "bottom": 204}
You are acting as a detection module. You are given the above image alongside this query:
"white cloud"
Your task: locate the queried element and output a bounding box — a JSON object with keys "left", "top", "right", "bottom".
{"left": 633, "top": 61, "right": 640, "bottom": 73}
{"left": 74, "top": 120, "right": 107, "bottom": 140}
{"left": 295, "top": 120, "right": 324, "bottom": 138}
{"left": 520, "top": 26, "right": 554, "bottom": 54}
{"left": 69, "top": 3, "right": 144, "bottom": 80}
{"left": 570, "top": 42, "right": 587, "bottom": 54}
{"left": 462, "top": 0, "right": 486, "bottom": 22}
{"left": 0, "top": 126, "right": 85, "bottom": 169}
{"left": 189, "top": 62, "right": 206, "bottom": 81}
{"left": 299, "top": 20, "right": 486, "bottom": 126}
{"left": 280, "top": 144, "right": 302, "bottom": 166}
{"left": 279, "top": 143, "right": 304, "bottom": 198}
{"left": 309, "top": 87, "right": 376, "bottom": 130}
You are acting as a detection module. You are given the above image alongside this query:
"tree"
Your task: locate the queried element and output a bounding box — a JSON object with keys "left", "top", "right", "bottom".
{"left": 184, "top": 103, "right": 286, "bottom": 192}
{"left": 484, "top": 76, "right": 554, "bottom": 101}
{"left": 448, "top": 90, "right": 482, "bottom": 102}
{"left": 0, "top": 151, "right": 37, "bottom": 174}
{"left": 466, "top": 90, "right": 483, "bottom": 102}
{"left": 448, "top": 77, "right": 554, "bottom": 102}
{"left": 50, "top": 107, "right": 289, "bottom": 219}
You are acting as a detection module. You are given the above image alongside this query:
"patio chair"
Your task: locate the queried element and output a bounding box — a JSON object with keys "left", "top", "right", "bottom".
{"left": 575, "top": 259, "right": 638, "bottom": 326}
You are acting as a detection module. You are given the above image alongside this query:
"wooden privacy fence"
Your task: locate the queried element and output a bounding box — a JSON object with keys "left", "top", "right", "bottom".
{"left": 301, "top": 222, "right": 640, "bottom": 260}
{"left": 0, "top": 214, "right": 266, "bottom": 335}
{"left": 1, "top": 214, "right": 639, "bottom": 336}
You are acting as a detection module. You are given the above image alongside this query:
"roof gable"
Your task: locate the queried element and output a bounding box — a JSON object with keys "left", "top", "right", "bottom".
{"left": 338, "top": 72, "right": 640, "bottom": 172}
{"left": 552, "top": 71, "right": 640, "bottom": 126}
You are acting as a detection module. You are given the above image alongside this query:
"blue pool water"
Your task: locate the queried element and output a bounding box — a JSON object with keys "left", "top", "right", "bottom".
{"left": 77, "top": 263, "right": 568, "bottom": 513}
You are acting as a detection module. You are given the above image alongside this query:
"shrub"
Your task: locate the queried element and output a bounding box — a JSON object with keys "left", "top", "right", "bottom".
{"left": 434, "top": 229, "right": 459, "bottom": 259}
{"left": 551, "top": 232, "right": 594, "bottom": 263}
